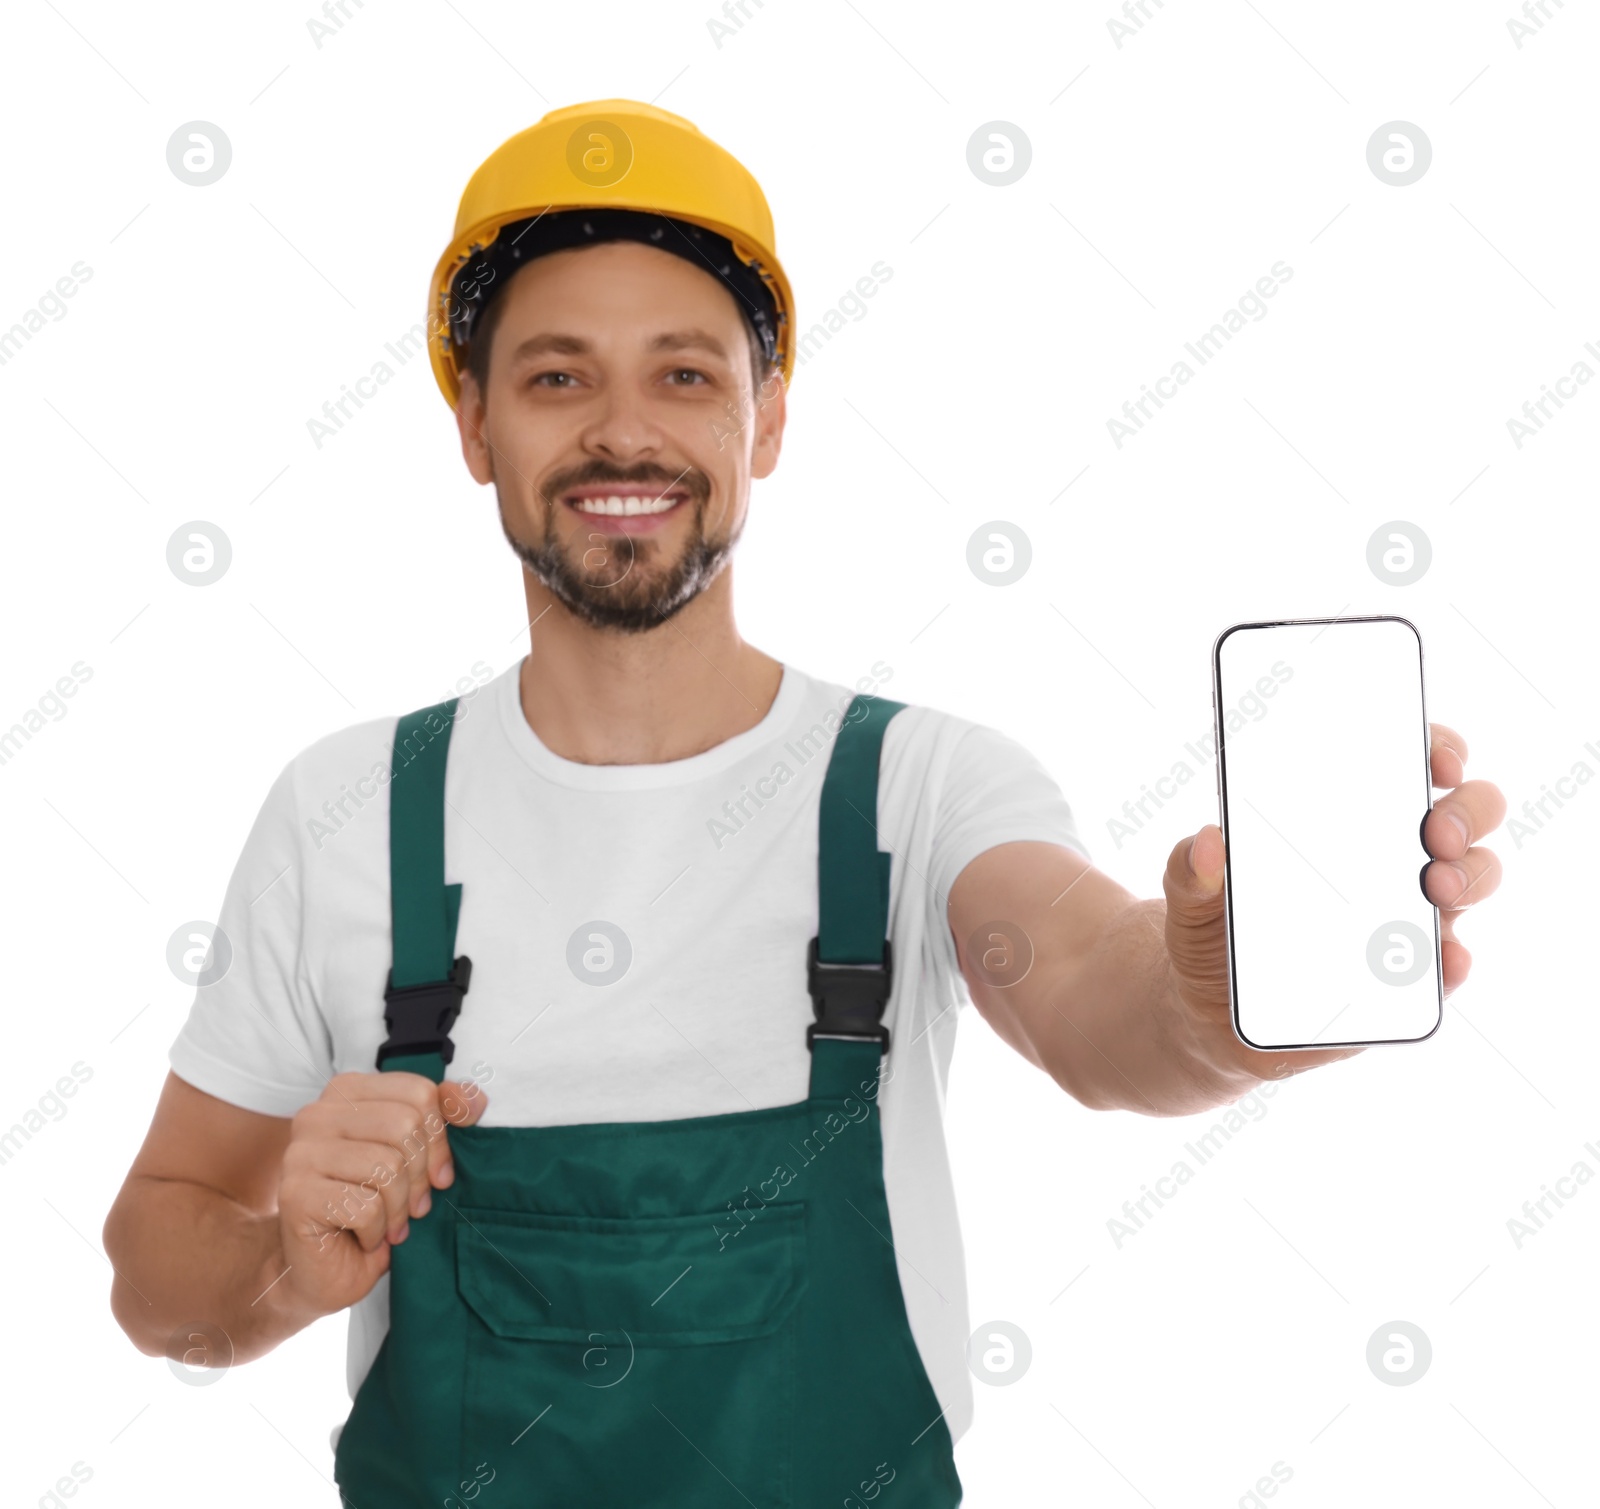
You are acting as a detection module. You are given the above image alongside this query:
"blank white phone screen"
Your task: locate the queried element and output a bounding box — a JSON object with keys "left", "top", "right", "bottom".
{"left": 1215, "top": 618, "right": 1441, "bottom": 1049}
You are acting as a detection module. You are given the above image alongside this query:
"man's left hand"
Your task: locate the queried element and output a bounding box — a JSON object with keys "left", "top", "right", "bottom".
{"left": 1162, "top": 721, "right": 1506, "bottom": 1081}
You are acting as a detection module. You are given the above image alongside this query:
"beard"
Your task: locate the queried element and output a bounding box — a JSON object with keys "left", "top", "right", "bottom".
{"left": 495, "top": 461, "right": 741, "bottom": 634}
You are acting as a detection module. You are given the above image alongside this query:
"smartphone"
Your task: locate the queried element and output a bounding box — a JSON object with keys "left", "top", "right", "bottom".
{"left": 1212, "top": 616, "right": 1442, "bottom": 1051}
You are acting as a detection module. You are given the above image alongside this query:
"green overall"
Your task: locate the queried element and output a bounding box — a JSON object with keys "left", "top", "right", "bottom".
{"left": 332, "top": 694, "right": 964, "bottom": 1508}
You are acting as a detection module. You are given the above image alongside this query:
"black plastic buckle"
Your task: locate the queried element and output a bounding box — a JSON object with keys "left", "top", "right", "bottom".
{"left": 805, "top": 936, "right": 892, "bottom": 1053}
{"left": 377, "top": 955, "right": 472, "bottom": 1068}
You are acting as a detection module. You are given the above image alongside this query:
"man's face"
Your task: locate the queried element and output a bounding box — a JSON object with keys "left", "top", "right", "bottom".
{"left": 454, "top": 240, "right": 785, "bottom": 633}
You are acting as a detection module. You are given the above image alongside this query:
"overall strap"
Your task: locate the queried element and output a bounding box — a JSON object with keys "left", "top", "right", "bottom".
{"left": 808, "top": 694, "right": 906, "bottom": 1099}
{"left": 377, "top": 698, "right": 472, "bottom": 1082}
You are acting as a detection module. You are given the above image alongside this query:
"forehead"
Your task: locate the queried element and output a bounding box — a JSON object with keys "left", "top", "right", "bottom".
{"left": 491, "top": 239, "right": 748, "bottom": 345}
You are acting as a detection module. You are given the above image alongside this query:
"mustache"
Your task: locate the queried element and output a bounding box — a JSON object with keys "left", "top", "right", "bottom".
{"left": 540, "top": 461, "right": 710, "bottom": 507}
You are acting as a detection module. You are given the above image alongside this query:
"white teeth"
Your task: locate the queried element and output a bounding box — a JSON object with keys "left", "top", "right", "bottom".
{"left": 570, "top": 493, "right": 682, "bottom": 516}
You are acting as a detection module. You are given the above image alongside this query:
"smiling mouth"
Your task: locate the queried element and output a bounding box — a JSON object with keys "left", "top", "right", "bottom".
{"left": 564, "top": 489, "right": 688, "bottom": 517}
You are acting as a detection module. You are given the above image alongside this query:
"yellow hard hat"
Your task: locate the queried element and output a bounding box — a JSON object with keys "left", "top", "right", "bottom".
{"left": 426, "top": 100, "right": 794, "bottom": 410}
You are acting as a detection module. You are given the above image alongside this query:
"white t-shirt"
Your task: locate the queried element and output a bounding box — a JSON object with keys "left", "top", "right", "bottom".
{"left": 168, "top": 658, "right": 1088, "bottom": 1448}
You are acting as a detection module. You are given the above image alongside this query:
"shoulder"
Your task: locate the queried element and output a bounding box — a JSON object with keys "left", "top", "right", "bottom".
{"left": 274, "top": 709, "right": 405, "bottom": 808}
{"left": 883, "top": 705, "right": 1062, "bottom": 829}
{"left": 778, "top": 663, "right": 976, "bottom": 752}
{"left": 284, "top": 668, "right": 500, "bottom": 792}
{"left": 780, "top": 664, "right": 1052, "bottom": 798}
{"left": 259, "top": 679, "right": 489, "bottom": 854}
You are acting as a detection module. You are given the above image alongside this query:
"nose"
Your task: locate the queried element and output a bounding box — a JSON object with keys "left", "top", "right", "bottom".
{"left": 580, "top": 380, "right": 664, "bottom": 466}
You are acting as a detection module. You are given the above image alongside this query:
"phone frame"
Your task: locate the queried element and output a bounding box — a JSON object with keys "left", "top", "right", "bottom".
{"left": 1211, "top": 615, "right": 1444, "bottom": 1052}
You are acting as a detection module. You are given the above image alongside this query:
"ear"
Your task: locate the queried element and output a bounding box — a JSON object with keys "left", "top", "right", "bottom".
{"left": 455, "top": 371, "right": 494, "bottom": 485}
{"left": 750, "top": 366, "right": 787, "bottom": 481}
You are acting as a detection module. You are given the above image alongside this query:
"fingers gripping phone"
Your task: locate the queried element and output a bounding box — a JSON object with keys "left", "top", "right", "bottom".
{"left": 1212, "top": 616, "right": 1443, "bottom": 1050}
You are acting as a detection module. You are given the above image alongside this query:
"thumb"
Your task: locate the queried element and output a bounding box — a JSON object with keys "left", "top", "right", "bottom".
{"left": 1163, "top": 825, "right": 1229, "bottom": 996}
{"left": 438, "top": 1076, "right": 490, "bottom": 1129}
{"left": 424, "top": 1077, "right": 490, "bottom": 1191}
{"left": 1164, "top": 825, "right": 1225, "bottom": 916}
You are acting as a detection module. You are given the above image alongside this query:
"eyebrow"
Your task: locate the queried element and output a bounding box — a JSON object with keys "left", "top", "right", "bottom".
{"left": 505, "top": 328, "right": 733, "bottom": 365}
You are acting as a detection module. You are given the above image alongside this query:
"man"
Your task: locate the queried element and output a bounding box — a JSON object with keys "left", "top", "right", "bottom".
{"left": 103, "top": 101, "right": 1505, "bottom": 1506}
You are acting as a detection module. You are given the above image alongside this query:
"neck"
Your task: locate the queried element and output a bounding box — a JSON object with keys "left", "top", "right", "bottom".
{"left": 515, "top": 566, "right": 783, "bottom": 765}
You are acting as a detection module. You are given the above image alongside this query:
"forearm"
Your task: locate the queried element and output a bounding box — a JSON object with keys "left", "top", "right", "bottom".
{"left": 104, "top": 1176, "right": 320, "bottom": 1366}
{"left": 1034, "top": 897, "right": 1265, "bottom": 1117}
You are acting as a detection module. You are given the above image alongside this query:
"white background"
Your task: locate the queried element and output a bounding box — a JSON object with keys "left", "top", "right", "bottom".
{"left": 1, "top": 1, "right": 1594, "bottom": 1505}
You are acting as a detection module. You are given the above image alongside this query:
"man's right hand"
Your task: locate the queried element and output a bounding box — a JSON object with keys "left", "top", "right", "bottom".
{"left": 274, "top": 1071, "right": 490, "bottom": 1321}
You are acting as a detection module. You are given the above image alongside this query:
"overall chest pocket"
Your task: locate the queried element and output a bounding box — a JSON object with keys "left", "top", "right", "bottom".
{"left": 454, "top": 1202, "right": 808, "bottom": 1509}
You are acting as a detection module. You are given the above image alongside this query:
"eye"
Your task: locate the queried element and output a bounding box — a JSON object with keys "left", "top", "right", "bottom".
{"left": 531, "top": 371, "right": 576, "bottom": 388}
{"left": 667, "top": 367, "right": 709, "bottom": 386}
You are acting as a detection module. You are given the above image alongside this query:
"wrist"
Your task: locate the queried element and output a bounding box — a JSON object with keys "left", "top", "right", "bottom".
{"left": 1165, "top": 956, "right": 1275, "bottom": 1100}
{"left": 250, "top": 1221, "right": 326, "bottom": 1347}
